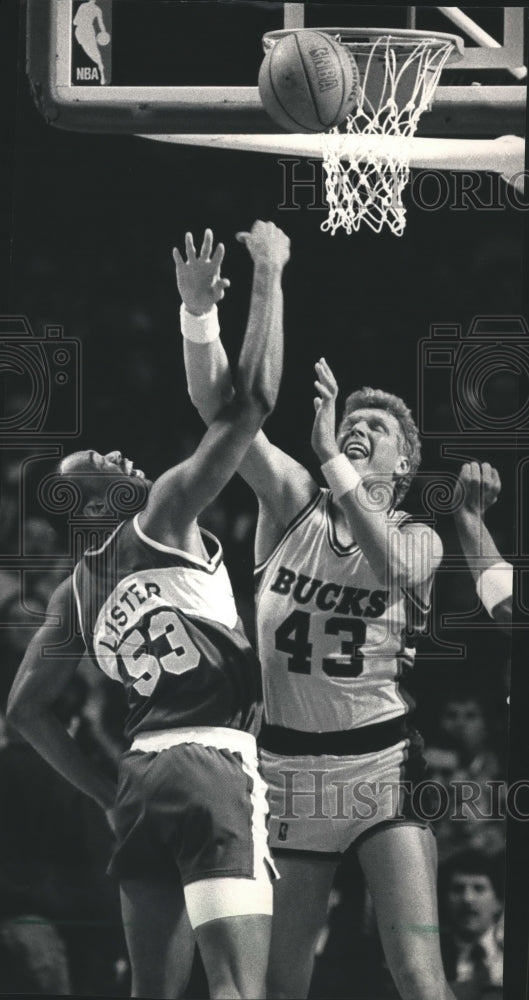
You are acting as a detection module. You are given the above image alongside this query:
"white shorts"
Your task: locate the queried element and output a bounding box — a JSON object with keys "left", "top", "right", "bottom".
{"left": 261, "top": 732, "right": 430, "bottom": 855}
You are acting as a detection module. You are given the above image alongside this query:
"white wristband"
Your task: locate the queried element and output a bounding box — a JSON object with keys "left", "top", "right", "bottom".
{"left": 476, "top": 561, "right": 513, "bottom": 617}
{"left": 321, "top": 453, "right": 361, "bottom": 501}
{"left": 180, "top": 304, "right": 220, "bottom": 344}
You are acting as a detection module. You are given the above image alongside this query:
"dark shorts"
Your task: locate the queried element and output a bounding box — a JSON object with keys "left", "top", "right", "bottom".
{"left": 110, "top": 730, "right": 273, "bottom": 886}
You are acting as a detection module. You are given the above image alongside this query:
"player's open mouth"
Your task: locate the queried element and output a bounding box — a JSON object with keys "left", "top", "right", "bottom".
{"left": 346, "top": 442, "right": 368, "bottom": 458}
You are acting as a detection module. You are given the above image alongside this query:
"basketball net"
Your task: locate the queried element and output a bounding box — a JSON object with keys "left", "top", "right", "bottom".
{"left": 321, "top": 34, "right": 458, "bottom": 236}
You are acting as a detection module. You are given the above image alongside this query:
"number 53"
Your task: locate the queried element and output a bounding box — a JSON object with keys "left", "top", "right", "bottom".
{"left": 118, "top": 610, "right": 200, "bottom": 696}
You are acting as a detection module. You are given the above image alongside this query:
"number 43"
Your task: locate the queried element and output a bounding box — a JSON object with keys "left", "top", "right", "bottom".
{"left": 275, "top": 610, "right": 367, "bottom": 678}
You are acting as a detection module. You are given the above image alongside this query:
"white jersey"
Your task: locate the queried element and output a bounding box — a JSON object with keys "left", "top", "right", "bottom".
{"left": 255, "top": 489, "right": 430, "bottom": 732}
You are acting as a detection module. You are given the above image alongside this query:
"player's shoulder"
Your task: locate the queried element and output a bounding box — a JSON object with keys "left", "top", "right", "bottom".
{"left": 256, "top": 485, "right": 324, "bottom": 564}
{"left": 396, "top": 509, "right": 440, "bottom": 538}
{"left": 45, "top": 572, "right": 86, "bottom": 632}
{"left": 46, "top": 573, "right": 76, "bottom": 613}
{"left": 40, "top": 573, "right": 86, "bottom": 655}
{"left": 72, "top": 520, "right": 129, "bottom": 572}
{"left": 396, "top": 513, "right": 443, "bottom": 565}
{"left": 397, "top": 511, "right": 444, "bottom": 575}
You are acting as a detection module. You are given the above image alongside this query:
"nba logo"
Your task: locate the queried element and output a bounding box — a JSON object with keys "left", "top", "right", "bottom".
{"left": 72, "top": 0, "right": 112, "bottom": 86}
{"left": 278, "top": 822, "right": 289, "bottom": 842}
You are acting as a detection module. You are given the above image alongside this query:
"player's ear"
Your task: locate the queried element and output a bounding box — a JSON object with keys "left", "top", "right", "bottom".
{"left": 395, "top": 456, "right": 410, "bottom": 476}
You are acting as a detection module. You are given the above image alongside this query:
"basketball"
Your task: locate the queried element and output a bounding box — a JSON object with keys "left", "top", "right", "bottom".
{"left": 97, "top": 31, "right": 110, "bottom": 46}
{"left": 258, "top": 31, "right": 359, "bottom": 133}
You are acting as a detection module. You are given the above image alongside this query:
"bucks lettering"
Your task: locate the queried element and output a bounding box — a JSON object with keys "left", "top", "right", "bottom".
{"left": 270, "top": 565, "right": 388, "bottom": 619}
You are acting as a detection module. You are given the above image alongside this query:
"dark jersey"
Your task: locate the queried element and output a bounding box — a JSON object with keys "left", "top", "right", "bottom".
{"left": 73, "top": 515, "right": 262, "bottom": 741}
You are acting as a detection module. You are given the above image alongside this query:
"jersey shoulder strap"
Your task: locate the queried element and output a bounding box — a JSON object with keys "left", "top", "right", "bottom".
{"left": 254, "top": 488, "right": 323, "bottom": 585}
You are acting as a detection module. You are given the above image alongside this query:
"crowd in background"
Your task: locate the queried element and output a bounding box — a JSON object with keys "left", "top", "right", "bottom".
{"left": 2, "top": 38, "right": 520, "bottom": 994}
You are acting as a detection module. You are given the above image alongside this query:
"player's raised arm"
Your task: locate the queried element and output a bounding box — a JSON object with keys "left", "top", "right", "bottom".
{"left": 311, "top": 358, "right": 442, "bottom": 592}
{"left": 6, "top": 578, "right": 117, "bottom": 821}
{"left": 142, "top": 221, "right": 291, "bottom": 539}
{"left": 174, "top": 226, "right": 319, "bottom": 551}
{"left": 173, "top": 228, "right": 234, "bottom": 424}
{"left": 454, "top": 462, "right": 512, "bottom": 629}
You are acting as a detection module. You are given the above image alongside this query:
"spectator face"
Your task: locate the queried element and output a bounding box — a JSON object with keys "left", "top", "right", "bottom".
{"left": 424, "top": 746, "right": 458, "bottom": 785}
{"left": 446, "top": 872, "right": 502, "bottom": 939}
{"left": 439, "top": 699, "right": 487, "bottom": 756}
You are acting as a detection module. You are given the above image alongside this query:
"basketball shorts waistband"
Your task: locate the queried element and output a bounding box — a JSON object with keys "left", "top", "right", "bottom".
{"left": 131, "top": 726, "right": 258, "bottom": 757}
{"left": 259, "top": 715, "right": 411, "bottom": 757}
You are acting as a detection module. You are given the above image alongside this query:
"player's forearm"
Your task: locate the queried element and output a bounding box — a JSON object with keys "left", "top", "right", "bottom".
{"left": 455, "top": 509, "right": 512, "bottom": 626}
{"left": 236, "top": 260, "right": 284, "bottom": 415}
{"left": 183, "top": 336, "right": 235, "bottom": 425}
{"left": 454, "top": 508, "right": 504, "bottom": 582}
{"left": 320, "top": 454, "right": 438, "bottom": 587}
{"left": 8, "top": 702, "right": 116, "bottom": 810}
{"left": 339, "top": 492, "right": 422, "bottom": 586}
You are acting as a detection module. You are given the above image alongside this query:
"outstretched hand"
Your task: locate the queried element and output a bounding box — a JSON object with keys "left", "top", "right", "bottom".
{"left": 456, "top": 461, "right": 501, "bottom": 517}
{"left": 236, "top": 220, "right": 290, "bottom": 269}
{"left": 173, "top": 228, "right": 230, "bottom": 316}
{"left": 311, "top": 358, "right": 339, "bottom": 464}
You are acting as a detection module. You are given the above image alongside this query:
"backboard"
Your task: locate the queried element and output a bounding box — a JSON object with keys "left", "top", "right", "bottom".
{"left": 26, "top": 2, "right": 526, "bottom": 137}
